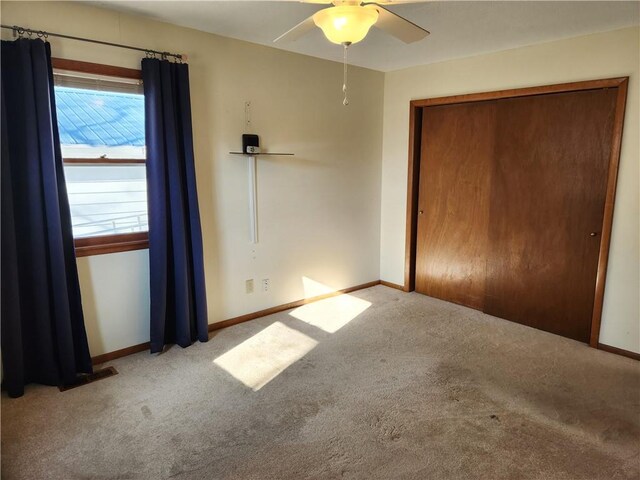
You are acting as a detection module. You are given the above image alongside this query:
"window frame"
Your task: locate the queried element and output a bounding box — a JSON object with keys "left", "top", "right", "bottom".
{"left": 52, "top": 58, "right": 149, "bottom": 257}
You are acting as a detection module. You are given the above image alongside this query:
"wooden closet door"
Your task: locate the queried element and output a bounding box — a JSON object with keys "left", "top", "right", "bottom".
{"left": 415, "top": 101, "right": 496, "bottom": 310}
{"left": 485, "top": 89, "right": 618, "bottom": 342}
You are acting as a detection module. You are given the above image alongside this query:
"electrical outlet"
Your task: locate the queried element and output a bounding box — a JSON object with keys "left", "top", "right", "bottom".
{"left": 261, "top": 279, "right": 269, "bottom": 292}
{"left": 245, "top": 279, "right": 254, "bottom": 294}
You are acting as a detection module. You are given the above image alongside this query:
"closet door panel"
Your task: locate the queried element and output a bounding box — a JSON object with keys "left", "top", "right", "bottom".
{"left": 415, "top": 101, "right": 496, "bottom": 310}
{"left": 484, "top": 89, "right": 617, "bottom": 342}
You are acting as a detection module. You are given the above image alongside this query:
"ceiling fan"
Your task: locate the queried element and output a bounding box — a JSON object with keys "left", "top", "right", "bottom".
{"left": 274, "top": 1, "right": 429, "bottom": 105}
{"left": 274, "top": 0, "right": 430, "bottom": 46}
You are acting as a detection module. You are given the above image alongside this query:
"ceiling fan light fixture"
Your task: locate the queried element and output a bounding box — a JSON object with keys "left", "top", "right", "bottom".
{"left": 312, "top": 6, "right": 379, "bottom": 45}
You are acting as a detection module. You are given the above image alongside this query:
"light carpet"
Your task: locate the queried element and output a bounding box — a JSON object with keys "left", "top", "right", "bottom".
{"left": 2, "top": 285, "right": 639, "bottom": 479}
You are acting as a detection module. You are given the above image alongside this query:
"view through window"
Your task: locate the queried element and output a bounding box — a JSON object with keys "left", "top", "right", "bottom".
{"left": 54, "top": 71, "right": 147, "bottom": 240}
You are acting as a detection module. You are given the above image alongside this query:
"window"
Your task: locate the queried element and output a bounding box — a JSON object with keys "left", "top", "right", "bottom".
{"left": 52, "top": 59, "right": 148, "bottom": 256}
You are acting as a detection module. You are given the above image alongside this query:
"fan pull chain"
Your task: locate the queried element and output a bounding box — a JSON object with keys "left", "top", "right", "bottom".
{"left": 342, "top": 42, "right": 349, "bottom": 106}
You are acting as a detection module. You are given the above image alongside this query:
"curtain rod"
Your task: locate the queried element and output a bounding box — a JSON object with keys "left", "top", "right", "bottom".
{"left": 0, "top": 24, "right": 184, "bottom": 61}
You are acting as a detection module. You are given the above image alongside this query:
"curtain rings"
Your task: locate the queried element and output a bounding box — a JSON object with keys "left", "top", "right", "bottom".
{"left": 36, "top": 30, "right": 48, "bottom": 40}
{"left": 145, "top": 50, "right": 156, "bottom": 59}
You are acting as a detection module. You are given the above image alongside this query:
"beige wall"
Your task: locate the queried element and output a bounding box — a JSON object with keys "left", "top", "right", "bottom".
{"left": 1, "top": 1, "right": 384, "bottom": 356}
{"left": 380, "top": 27, "right": 640, "bottom": 353}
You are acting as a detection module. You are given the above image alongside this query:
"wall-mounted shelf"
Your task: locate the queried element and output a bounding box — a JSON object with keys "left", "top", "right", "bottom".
{"left": 229, "top": 152, "right": 294, "bottom": 156}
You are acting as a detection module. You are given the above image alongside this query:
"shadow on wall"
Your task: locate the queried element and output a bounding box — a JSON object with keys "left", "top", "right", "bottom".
{"left": 188, "top": 64, "right": 224, "bottom": 334}
{"left": 212, "top": 276, "right": 372, "bottom": 391}
{"left": 76, "top": 257, "right": 105, "bottom": 356}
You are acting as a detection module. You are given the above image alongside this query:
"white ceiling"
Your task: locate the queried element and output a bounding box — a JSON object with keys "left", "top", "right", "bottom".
{"left": 90, "top": 1, "right": 640, "bottom": 72}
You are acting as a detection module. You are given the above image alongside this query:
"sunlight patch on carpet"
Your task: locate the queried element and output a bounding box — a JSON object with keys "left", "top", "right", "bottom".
{"left": 213, "top": 321, "right": 318, "bottom": 391}
{"left": 289, "top": 294, "right": 372, "bottom": 333}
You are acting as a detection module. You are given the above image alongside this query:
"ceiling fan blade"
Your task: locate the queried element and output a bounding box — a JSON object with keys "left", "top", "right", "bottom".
{"left": 274, "top": 14, "right": 317, "bottom": 43}
{"left": 363, "top": 0, "right": 422, "bottom": 4}
{"left": 364, "top": 3, "right": 430, "bottom": 43}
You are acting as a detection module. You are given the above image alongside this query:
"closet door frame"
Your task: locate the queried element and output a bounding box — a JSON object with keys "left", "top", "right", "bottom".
{"left": 404, "top": 77, "right": 628, "bottom": 348}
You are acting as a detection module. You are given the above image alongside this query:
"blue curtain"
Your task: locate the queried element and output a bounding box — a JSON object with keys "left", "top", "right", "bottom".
{"left": 1, "top": 39, "right": 93, "bottom": 398}
{"left": 142, "top": 58, "right": 208, "bottom": 353}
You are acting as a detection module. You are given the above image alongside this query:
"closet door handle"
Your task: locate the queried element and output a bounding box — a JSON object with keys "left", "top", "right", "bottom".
{"left": 589, "top": 232, "right": 598, "bottom": 237}
{"left": 419, "top": 210, "right": 424, "bottom": 215}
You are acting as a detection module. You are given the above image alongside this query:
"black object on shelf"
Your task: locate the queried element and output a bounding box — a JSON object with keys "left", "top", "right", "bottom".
{"left": 242, "top": 134, "right": 259, "bottom": 154}
{"left": 233, "top": 134, "right": 294, "bottom": 156}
